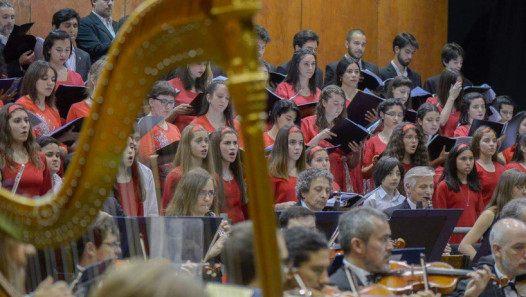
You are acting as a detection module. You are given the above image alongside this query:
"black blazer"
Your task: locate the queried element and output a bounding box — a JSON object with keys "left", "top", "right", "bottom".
{"left": 324, "top": 58, "right": 380, "bottom": 87}
{"left": 75, "top": 47, "right": 91, "bottom": 81}
{"left": 452, "top": 255, "right": 503, "bottom": 297}
{"left": 383, "top": 199, "right": 411, "bottom": 218}
{"left": 77, "top": 12, "right": 120, "bottom": 63}
{"left": 329, "top": 265, "right": 366, "bottom": 292}
{"left": 424, "top": 73, "right": 474, "bottom": 95}
{"left": 379, "top": 63, "right": 422, "bottom": 88}
{"left": 276, "top": 60, "right": 324, "bottom": 90}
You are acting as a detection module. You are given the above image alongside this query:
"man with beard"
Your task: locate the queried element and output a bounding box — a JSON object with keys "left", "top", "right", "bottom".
{"left": 77, "top": 0, "right": 120, "bottom": 63}
{"left": 323, "top": 29, "right": 380, "bottom": 87}
{"left": 379, "top": 32, "right": 422, "bottom": 88}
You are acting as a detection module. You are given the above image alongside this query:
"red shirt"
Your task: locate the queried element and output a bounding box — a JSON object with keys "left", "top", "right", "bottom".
{"left": 55, "top": 70, "right": 84, "bottom": 90}
{"left": 503, "top": 145, "right": 516, "bottom": 163}
{"left": 271, "top": 175, "right": 298, "bottom": 203}
{"left": 222, "top": 178, "right": 247, "bottom": 224}
{"left": 504, "top": 162, "right": 526, "bottom": 173}
{"left": 263, "top": 131, "right": 274, "bottom": 148}
{"left": 275, "top": 82, "right": 321, "bottom": 106}
{"left": 362, "top": 134, "right": 388, "bottom": 193}
{"left": 116, "top": 181, "right": 143, "bottom": 216}
{"left": 434, "top": 181, "right": 484, "bottom": 243}
{"left": 453, "top": 125, "right": 470, "bottom": 137}
{"left": 403, "top": 163, "right": 414, "bottom": 173}
{"left": 16, "top": 96, "right": 62, "bottom": 138}
{"left": 190, "top": 115, "right": 244, "bottom": 148}
{"left": 475, "top": 162, "right": 505, "bottom": 206}
{"left": 66, "top": 100, "right": 90, "bottom": 123}
{"left": 426, "top": 97, "right": 460, "bottom": 137}
{"left": 2, "top": 153, "right": 52, "bottom": 197}
{"left": 168, "top": 78, "right": 199, "bottom": 132}
{"left": 161, "top": 166, "right": 182, "bottom": 214}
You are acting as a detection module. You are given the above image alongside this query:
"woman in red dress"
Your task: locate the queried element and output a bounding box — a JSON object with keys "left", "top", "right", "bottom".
{"left": 210, "top": 127, "right": 248, "bottom": 224}
{"left": 453, "top": 92, "right": 486, "bottom": 137}
{"left": 167, "top": 62, "right": 210, "bottom": 131}
{"left": 425, "top": 68, "right": 464, "bottom": 137}
{"left": 275, "top": 49, "right": 321, "bottom": 106}
{"left": 0, "top": 104, "right": 51, "bottom": 197}
{"left": 161, "top": 124, "right": 215, "bottom": 213}
{"left": 301, "top": 85, "right": 360, "bottom": 192}
{"left": 269, "top": 125, "right": 307, "bottom": 210}
{"left": 383, "top": 122, "right": 430, "bottom": 174}
{"left": 472, "top": 126, "right": 505, "bottom": 206}
{"left": 505, "top": 134, "right": 526, "bottom": 173}
{"left": 66, "top": 58, "right": 106, "bottom": 123}
{"left": 43, "top": 30, "right": 84, "bottom": 90}
{"left": 434, "top": 144, "right": 484, "bottom": 244}
{"left": 264, "top": 100, "right": 300, "bottom": 148}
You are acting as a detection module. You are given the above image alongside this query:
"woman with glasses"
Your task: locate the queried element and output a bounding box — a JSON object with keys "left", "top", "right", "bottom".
{"left": 459, "top": 169, "right": 526, "bottom": 259}
{"left": 383, "top": 122, "right": 430, "bottom": 173}
{"left": 43, "top": 30, "right": 84, "bottom": 91}
{"left": 191, "top": 80, "right": 243, "bottom": 147}
{"left": 362, "top": 99, "right": 404, "bottom": 192}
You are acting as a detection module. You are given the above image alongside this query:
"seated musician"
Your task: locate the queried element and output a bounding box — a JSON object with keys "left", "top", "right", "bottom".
{"left": 384, "top": 166, "right": 435, "bottom": 217}
{"left": 279, "top": 206, "right": 316, "bottom": 229}
{"left": 330, "top": 207, "right": 490, "bottom": 297}
{"left": 295, "top": 168, "right": 333, "bottom": 212}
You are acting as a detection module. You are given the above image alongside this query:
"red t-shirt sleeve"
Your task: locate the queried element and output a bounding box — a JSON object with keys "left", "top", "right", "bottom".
{"left": 453, "top": 125, "right": 469, "bottom": 137}
{"left": 433, "top": 181, "right": 449, "bottom": 209}
{"left": 161, "top": 167, "right": 181, "bottom": 214}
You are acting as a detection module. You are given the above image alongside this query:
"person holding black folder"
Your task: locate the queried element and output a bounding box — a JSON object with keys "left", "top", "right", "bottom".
{"left": 434, "top": 144, "right": 484, "bottom": 244}
{"left": 43, "top": 30, "right": 84, "bottom": 91}
{"left": 269, "top": 125, "right": 307, "bottom": 210}
{"left": 459, "top": 169, "right": 526, "bottom": 260}
{"left": 383, "top": 123, "right": 430, "bottom": 174}
{"left": 276, "top": 49, "right": 321, "bottom": 106}
{"left": 301, "top": 86, "right": 361, "bottom": 192}
{"left": 505, "top": 134, "right": 526, "bottom": 174}
{"left": 472, "top": 127, "right": 505, "bottom": 206}
{"left": 501, "top": 113, "right": 526, "bottom": 163}
{"left": 167, "top": 62, "right": 210, "bottom": 131}
{"left": 263, "top": 100, "right": 300, "bottom": 148}
{"left": 454, "top": 92, "right": 486, "bottom": 137}
{"left": 161, "top": 124, "right": 215, "bottom": 214}
{"left": 362, "top": 99, "right": 404, "bottom": 193}
{"left": 209, "top": 127, "right": 247, "bottom": 224}
{"left": 67, "top": 58, "right": 106, "bottom": 122}
{"left": 425, "top": 68, "right": 464, "bottom": 137}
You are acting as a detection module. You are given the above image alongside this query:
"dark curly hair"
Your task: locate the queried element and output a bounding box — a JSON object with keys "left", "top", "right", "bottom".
{"left": 383, "top": 122, "right": 429, "bottom": 167}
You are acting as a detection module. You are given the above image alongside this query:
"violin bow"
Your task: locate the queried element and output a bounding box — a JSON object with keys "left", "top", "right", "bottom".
{"left": 328, "top": 227, "right": 339, "bottom": 248}
{"left": 292, "top": 271, "right": 311, "bottom": 296}
{"left": 419, "top": 253, "right": 430, "bottom": 292}
{"left": 344, "top": 265, "right": 361, "bottom": 297}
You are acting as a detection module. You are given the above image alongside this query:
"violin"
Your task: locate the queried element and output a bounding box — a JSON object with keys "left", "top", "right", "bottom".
{"left": 374, "top": 260, "right": 503, "bottom": 295}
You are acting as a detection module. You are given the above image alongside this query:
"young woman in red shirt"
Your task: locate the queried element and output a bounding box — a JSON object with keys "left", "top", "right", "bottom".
{"left": 416, "top": 103, "right": 446, "bottom": 175}
{"left": 0, "top": 103, "right": 51, "bottom": 197}
{"left": 264, "top": 100, "right": 300, "bottom": 148}
{"left": 275, "top": 49, "right": 321, "bottom": 106}
{"left": 453, "top": 92, "right": 486, "bottom": 137}
{"left": 434, "top": 144, "right": 484, "bottom": 243}
{"left": 269, "top": 125, "right": 307, "bottom": 210}
{"left": 301, "top": 85, "right": 361, "bottom": 192}
{"left": 209, "top": 127, "right": 247, "bottom": 224}
{"left": 383, "top": 122, "right": 430, "bottom": 174}
{"left": 43, "top": 30, "right": 84, "bottom": 91}
{"left": 505, "top": 134, "right": 526, "bottom": 173}
{"left": 161, "top": 124, "right": 215, "bottom": 213}
{"left": 471, "top": 126, "right": 505, "bottom": 206}
{"left": 425, "top": 68, "right": 464, "bottom": 137}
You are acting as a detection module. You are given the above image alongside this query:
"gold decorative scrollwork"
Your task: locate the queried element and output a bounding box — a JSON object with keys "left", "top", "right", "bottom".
{"left": 0, "top": 0, "right": 282, "bottom": 296}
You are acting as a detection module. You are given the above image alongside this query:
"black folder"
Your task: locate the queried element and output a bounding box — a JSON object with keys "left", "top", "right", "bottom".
{"left": 0, "top": 77, "right": 21, "bottom": 93}
{"left": 3, "top": 23, "right": 36, "bottom": 64}
{"left": 346, "top": 90, "right": 384, "bottom": 127}
{"left": 426, "top": 135, "right": 472, "bottom": 160}
{"left": 268, "top": 71, "right": 286, "bottom": 86}
{"left": 404, "top": 109, "right": 417, "bottom": 123}
{"left": 468, "top": 119, "right": 504, "bottom": 138}
{"left": 46, "top": 117, "right": 84, "bottom": 140}
{"left": 410, "top": 86, "right": 432, "bottom": 110}
{"left": 189, "top": 92, "right": 205, "bottom": 116}
{"left": 55, "top": 85, "right": 89, "bottom": 119}
{"left": 500, "top": 111, "right": 526, "bottom": 152}
{"left": 297, "top": 102, "right": 317, "bottom": 118}
{"left": 358, "top": 69, "right": 384, "bottom": 91}
{"left": 154, "top": 141, "right": 179, "bottom": 165}
{"left": 327, "top": 118, "right": 369, "bottom": 154}
{"left": 325, "top": 192, "right": 365, "bottom": 209}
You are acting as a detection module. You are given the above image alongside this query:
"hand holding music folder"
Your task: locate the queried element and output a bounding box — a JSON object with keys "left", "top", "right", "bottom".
{"left": 188, "top": 93, "right": 205, "bottom": 116}
{"left": 500, "top": 111, "right": 526, "bottom": 152}
{"left": 268, "top": 71, "right": 286, "bottom": 87}
{"left": 0, "top": 77, "right": 21, "bottom": 93}
{"left": 410, "top": 86, "right": 432, "bottom": 110}
{"left": 346, "top": 90, "right": 384, "bottom": 127}
{"left": 427, "top": 135, "right": 472, "bottom": 160}
{"left": 266, "top": 87, "right": 315, "bottom": 119}
{"left": 327, "top": 118, "right": 369, "bottom": 154}
{"left": 55, "top": 85, "right": 89, "bottom": 119}
{"left": 3, "top": 23, "right": 36, "bottom": 64}
{"left": 468, "top": 119, "right": 504, "bottom": 138}
{"left": 358, "top": 69, "right": 385, "bottom": 91}
{"left": 46, "top": 117, "right": 84, "bottom": 141}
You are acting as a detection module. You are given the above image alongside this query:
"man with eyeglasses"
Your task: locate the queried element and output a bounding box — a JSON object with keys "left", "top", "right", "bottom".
{"left": 138, "top": 81, "right": 182, "bottom": 184}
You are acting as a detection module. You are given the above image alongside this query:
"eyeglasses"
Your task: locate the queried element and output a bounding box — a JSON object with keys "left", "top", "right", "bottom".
{"left": 153, "top": 97, "right": 176, "bottom": 107}
{"left": 102, "top": 241, "right": 121, "bottom": 249}
{"left": 198, "top": 190, "right": 216, "bottom": 198}
{"left": 385, "top": 112, "right": 404, "bottom": 119}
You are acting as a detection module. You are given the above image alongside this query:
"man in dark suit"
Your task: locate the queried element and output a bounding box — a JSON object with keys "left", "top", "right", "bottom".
{"left": 277, "top": 30, "right": 324, "bottom": 89}
{"left": 379, "top": 33, "right": 421, "bottom": 88}
{"left": 77, "top": 0, "right": 120, "bottom": 63}
{"left": 423, "top": 43, "right": 473, "bottom": 95}
{"left": 52, "top": 8, "right": 91, "bottom": 81}
{"left": 324, "top": 29, "right": 380, "bottom": 87}
{"left": 255, "top": 25, "right": 276, "bottom": 72}
{"left": 384, "top": 166, "right": 435, "bottom": 217}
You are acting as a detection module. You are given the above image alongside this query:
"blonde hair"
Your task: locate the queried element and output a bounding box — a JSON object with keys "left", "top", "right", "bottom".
{"left": 0, "top": 231, "right": 27, "bottom": 292}
{"left": 88, "top": 261, "right": 207, "bottom": 297}
{"left": 173, "top": 124, "right": 215, "bottom": 176}
{"left": 87, "top": 57, "right": 107, "bottom": 95}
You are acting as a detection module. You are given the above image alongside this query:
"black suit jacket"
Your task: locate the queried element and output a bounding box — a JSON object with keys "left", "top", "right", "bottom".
{"left": 379, "top": 63, "right": 422, "bottom": 88}
{"left": 452, "top": 255, "right": 503, "bottom": 297}
{"left": 383, "top": 199, "right": 411, "bottom": 218}
{"left": 276, "top": 60, "right": 324, "bottom": 90}
{"left": 329, "top": 265, "right": 366, "bottom": 292}
{"left": 75, "top": 47, "right": 91, "bottom": 81}
{"left": 324, "top": 57, "right": 380, "bottom": 87}
{"left": 77, "top": 12, "right": 120, "bottom": 63}
{"left": 424, "top": 73, "right": 474, "bottom": 95}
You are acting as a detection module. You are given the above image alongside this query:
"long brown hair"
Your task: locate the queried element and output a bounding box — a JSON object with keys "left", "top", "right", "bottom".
{"left": 165, "top": 167, "right": 218, "bottom": 216}
{"left": 20, "top": 60, "right": 57, "bottom": 108}
{"left": 314, "top": 85, "right": 347, "bottom": 130}
{"left": 173, "top": 124, "right": 215, "bottom": 176}
{"left": 0, "top": 104, "right": 43, "bottom": 171}
{"left": 471, "top": 126, "right": 498, "bottom": 162}
{"left": 486, "top": 169, "right": 526, "bottom": 213}
{"left": 383, "top": 122, "right": 430, "bottom": 167}
{"left": 174, "top": 62, "right": 210, "bottom": 93}
{"left": 436, "top": 68, "right": 464, "bottom": 110}
{"left": 112, "top": 136, "right": 147, "bottom": 203}
{"left": 269, "top": 125, "right": 307, "bottom": 179}
{"left": 210, "top": 127, "right": 247, "bottom": 208}
{"left": 196, "top": 80, "right": 235, "bottom": 127}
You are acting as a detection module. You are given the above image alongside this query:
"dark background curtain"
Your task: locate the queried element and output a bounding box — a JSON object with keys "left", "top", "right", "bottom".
{"left": 449, "top": 0, "right": 526, "bottom": 110}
